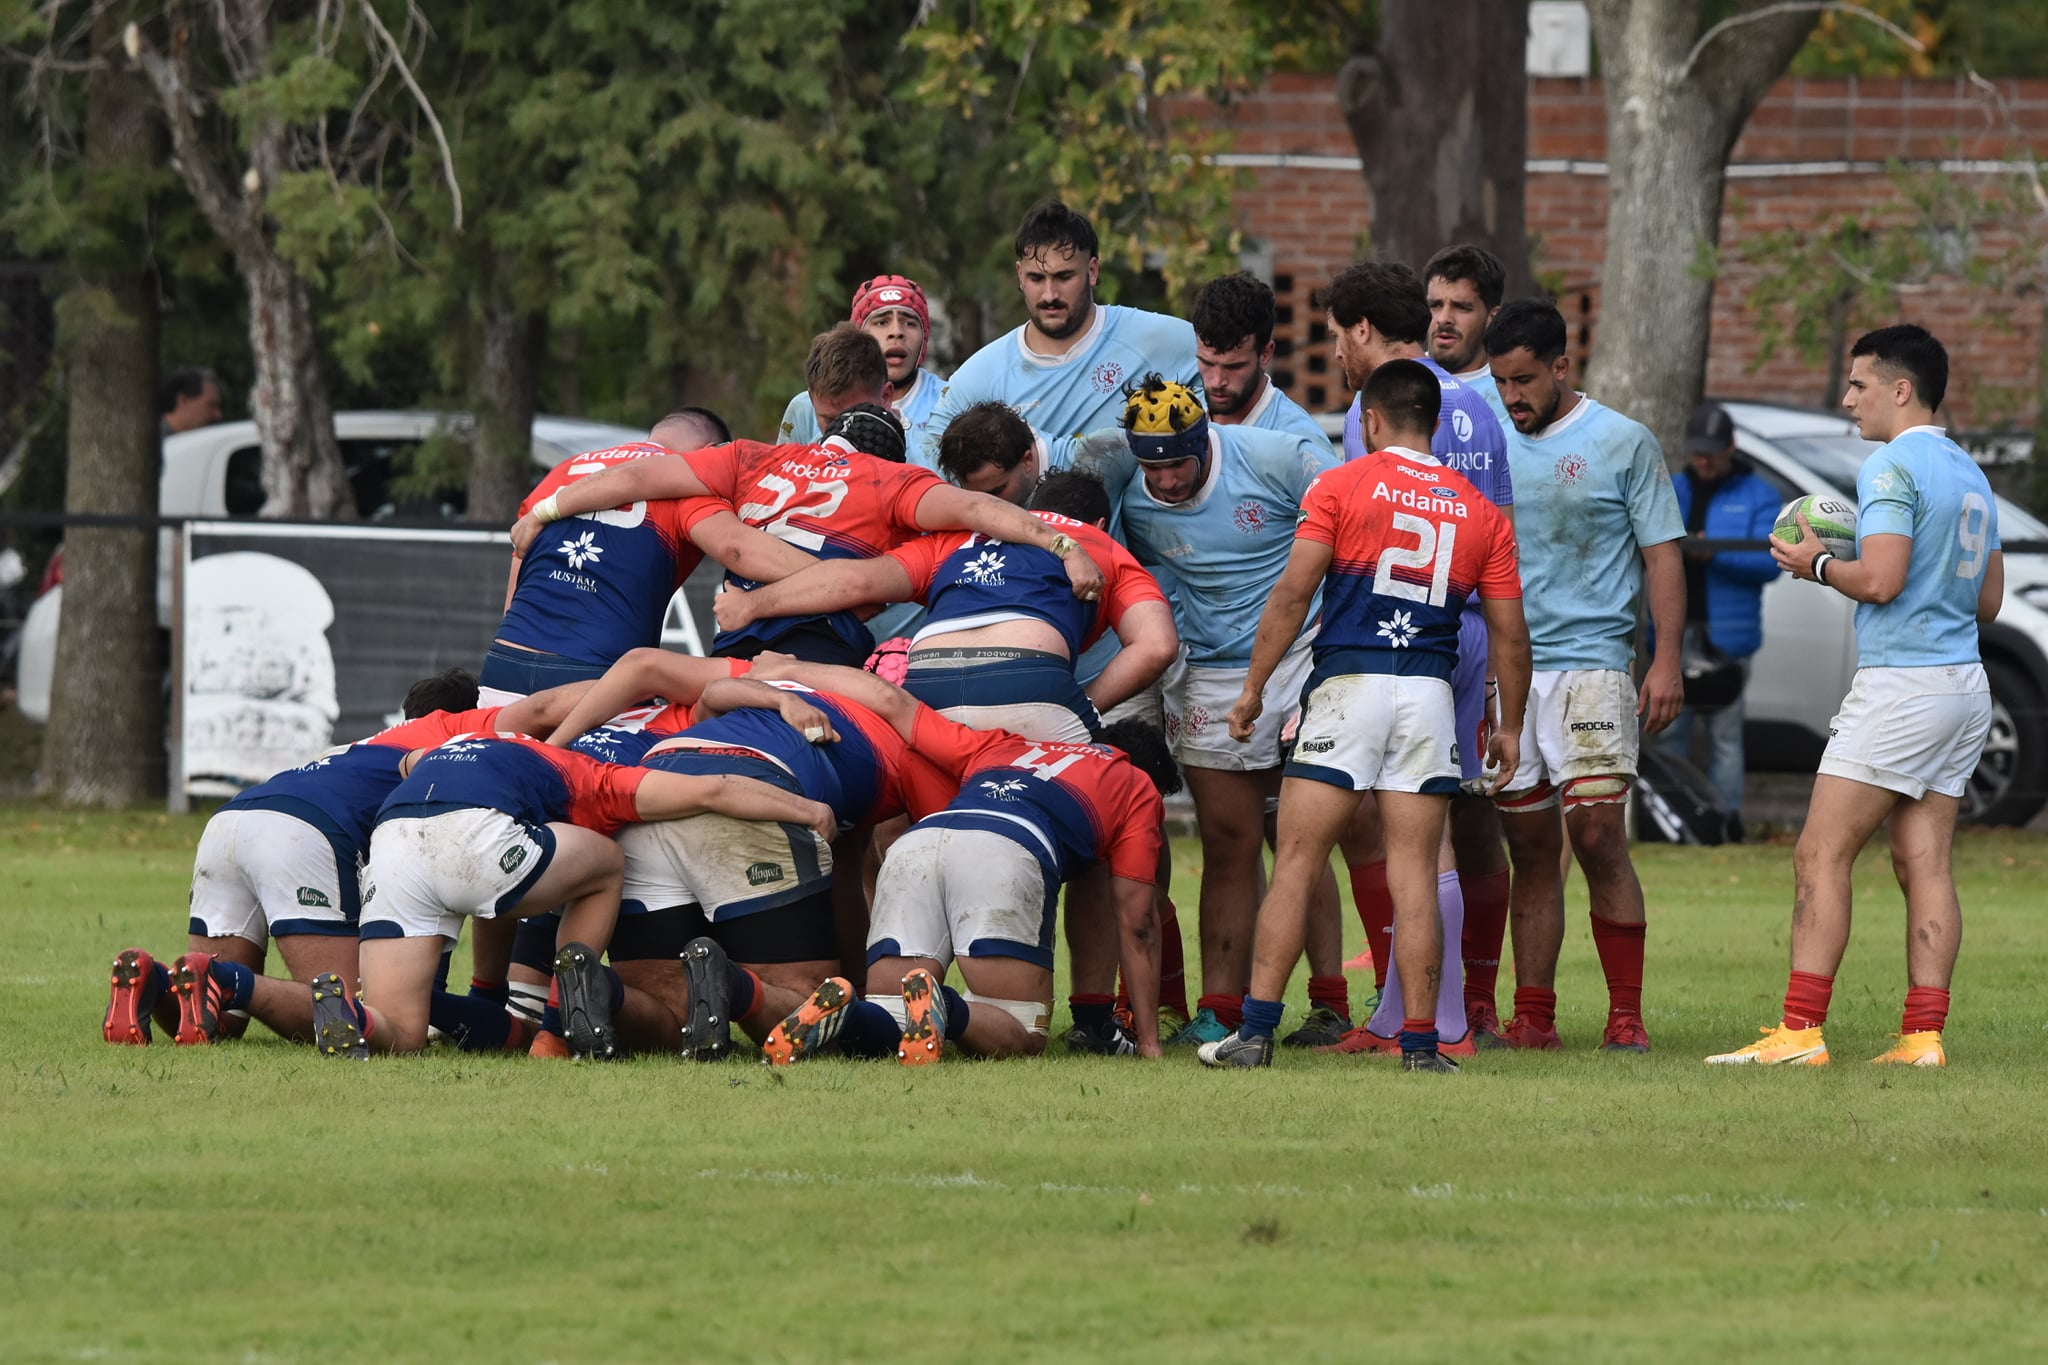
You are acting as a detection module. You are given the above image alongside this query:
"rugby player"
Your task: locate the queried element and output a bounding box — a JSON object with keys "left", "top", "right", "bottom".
{"left": 1073, "top": 375, "right": 1341, "bottom": 1048}
{"left": 508, "top": 326, "right": 1105, "bottom": 669}
{"left": 1320, "top": 260, "right": 1518, "bottom": 1050}
{"left": 100, "top": 671, "right": 581, "bottom": 1046}
{"left": 1200, "top": 359, "right": 1527, "bottom": 1071}
{"left": 1709, "top": 325, "right": 1998, "bottom": 1068}
{"left": 1192, "top": 271, "right": 1327, "bottom": 445}
{"left": 780, "top": 275, "right": 946, "bottom": 465}
{"left": 1422, "top": 244, "right": 1511, "bottom": 429}
{"left": 924, "top": 199, "right": 1199, "bottom": 476}
{"left": 1484, "top": 299, "right": 1684, "bottom": 1052}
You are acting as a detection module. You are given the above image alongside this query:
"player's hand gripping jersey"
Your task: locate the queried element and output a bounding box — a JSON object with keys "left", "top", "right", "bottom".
{"left": 685, "top": 437, "right": 945, "bottom": 656}
{"left": 378, "top": 733, "right": 647, "bottom": 835}
{"left": 1298, "top": 446, "right": 1521, "bottom": 681}
{"left": 497, "top": 444, "right": 728, "bottom": 666}
{"left": 887, "top": 512, "right": 1166, "bottom": 657}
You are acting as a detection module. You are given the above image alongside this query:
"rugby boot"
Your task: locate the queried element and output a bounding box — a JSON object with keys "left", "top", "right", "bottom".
{"left": 310, "top": 972, "right": 369, "bottom": 1059}
{"left": 1281, "top": 1005, "right": 1352, "bottom": 1049}
{"left": 1197, "top": 1030, "right": 1273, "bottom": 1069}
{"left": 897, "top": 968, "right": 945, "bottom": 1067}
{"left": 1401, "top": 1049, "right": 1462, "bottom": 1074}
{"left": 1499, "top": 1013, "right": 1564, "bottom": 1051}
{"left": 552, "top": 943, "right": 618, "bottom": 1061}
{"left": 528, "top": 1030, "right": 572, "bottom": 1059}
{"left": 1064, "top": 1018, "right": 1138, "bottom": 1056}
{"left": 1868, "top": 1030, "right": 1945, "bottom": 1067}
{"left": 103, "top": 948, "right": 165, "bottom": 1045}
{"left": 1466, "top": 998, "right": 1507, "bottom": 1049}
{"left": 762, "top": 977, "right": 853, "bottom": 1066}
{"left": 1317, "top": 1028, "right": 1479, "bottom": 1059}
{"left": 1599, "top": 1010, "right": 1652, "bottom": 1053}
{"left": 169, "top": 952, "right": 230, "bottom": 1046}
{"left": 678, "top": 936, "right": 737, "bottom": 1061}
{"left": 1169, "top": 1006, "right": 1232, "bottom": 1049}
{"left": 1704, "top": 1023, "right": 1828, "bottom": 1066}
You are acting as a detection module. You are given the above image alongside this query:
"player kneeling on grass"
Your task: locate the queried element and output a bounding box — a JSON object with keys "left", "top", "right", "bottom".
{"left": 765, "top": 718, "right": 1181, "bottom": 1065}
{"left": 100, "top": 670, "right": 579, "bottom": 1047}
{"left": 1708, "top": 325, "right": 1999, "bottom": 1070}
{"left": 1199, "top": 359, "right": 1528, "bottom": 1073}
{"left": 311, "top": 733, "right": 833, "bottom": 1058}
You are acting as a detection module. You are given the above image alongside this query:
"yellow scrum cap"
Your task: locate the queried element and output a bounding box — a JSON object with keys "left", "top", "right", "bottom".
{"left": 1121, "top": 375, "right": 1208, "bottom": 463}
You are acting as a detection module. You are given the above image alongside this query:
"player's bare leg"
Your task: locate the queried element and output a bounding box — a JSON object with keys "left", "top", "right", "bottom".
{"left": 1276, "top": 799, "right": 1351, "bottom": 1045}
{"left": 249, "top": 934, "right": 358, "bottom": 1040}
{"left": 1562, "top": 793, "right": 1653, "bottom": 1051}
{"left": 1379, "top": 790, "right": 1455, "bottom": 1068}
{"left": 1888, "top": 791, "right": 1962, "bottom": 988}
{"left": 1449, "top": 794, "right": 1512, "bottom": 1041}
{"left": 1494, "top": 796, "right": 1567, "bottom": 1049}
{"left": 1182, "top": 764, "right": 1278, "bottom": 1040}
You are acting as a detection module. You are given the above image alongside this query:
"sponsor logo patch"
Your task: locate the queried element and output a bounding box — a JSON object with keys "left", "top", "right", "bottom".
{"left": 1295, "top": 736, "right": 1336, "bottom": 755}
{"left": 745, "top": 861, "right": 785, "bottom": 886}
{"left": 295, "top": 886, "right": 331, "bottom": 908}
{"left": 498, "top": 846, "right": 528, "bottom": 875}
{"left": 557, "top": 530, "right": 604, "bottom": 571}
{"left": 1568, "top": 720, "right": 1616, "bottom": 733}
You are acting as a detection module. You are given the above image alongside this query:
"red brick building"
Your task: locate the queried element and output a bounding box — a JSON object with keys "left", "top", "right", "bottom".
{"left": 1192, "top": 74, "right": 2048, "bottom": 431}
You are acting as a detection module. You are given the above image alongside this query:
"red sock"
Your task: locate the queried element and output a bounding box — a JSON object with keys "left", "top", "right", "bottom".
{"left": 1307, "top": 974, "right": 1349, "bottom": 1020}
{"left": 1589, "top": 913, "right": 1645, "bottom": 1017}
{"left": 1348, "top": 860, "right": 1393, "bottom": 990}
{"left": 1459, "top": 868, "right": 1511, "bottom": 1010}
{"left": 1780, "top": 971, "right": 1834, "bottom": 1029}
{"left": 1513, "top": 986, "right": 1556, "bottom": 1029}
{"left": 1402, "top": 1017, "right": 1434, "bottom": 1035}
{"left": 1902, "top": 986, "right": 1950, "bottom": 1035}
{"left": 1157, "top": 898, "right": 1190, "bottom": 1018}
{"left": 737, "top": 967, "right": 769, "bottom": 1028}
{"left": 1198, "top": 992, "right": 1243, "bottom": 1029}
{"left": 502, "top": 1015, "right": 535, "bottom": 1051}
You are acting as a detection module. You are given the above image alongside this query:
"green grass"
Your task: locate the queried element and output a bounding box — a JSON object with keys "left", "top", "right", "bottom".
{"left": 4, "top": 803, "right": 2046, "bottom": 1363}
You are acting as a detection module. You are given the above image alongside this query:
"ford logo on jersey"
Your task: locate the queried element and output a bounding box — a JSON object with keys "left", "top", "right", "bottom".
{"left": 1431, "top": 486, "right": 1460, "bottom": 499}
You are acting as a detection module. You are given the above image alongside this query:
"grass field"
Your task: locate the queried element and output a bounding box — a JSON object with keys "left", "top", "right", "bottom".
{"left": 5, "top": 802, "right": 2046, "bottom": 1363}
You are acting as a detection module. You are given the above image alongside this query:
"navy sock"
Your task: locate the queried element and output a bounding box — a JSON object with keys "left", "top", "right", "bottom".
{"left": 1241, "top": 995, "right": 1284, "bottom": 1040}
{"left": 212, "top": 959, "right": 257, "bottom": 1013}
{"left": 837, "top": 999, "right": 902, "bottom": 1059}
{"left": 150, "top": 961, "right": 172, "bottom": 995}
{"left": 724, "top": 960, "right": 757, "bottom": 1019}
{"left": 940, "top": 985, "right": 970, "bottom": 1042}
{"left": 467, "top": 977, "right": 510, "bottom": 1004}
{"left": 602, "top": 965, "right": 625, "bottom": 1012}
{"left": 430, "top": 990, "right": 513, "bottom": 1051}
{"left": 1399, "top": 1026, "right": 1441, "bottom": 1056}
{"left": 539, "top": 1001, "right": 562, "bottom": 1035}
{"left": 433, "top": 945, "right": 454, "bottom": 994}
{"left": 1070, "top": 996, "right": 1113, "bottom": 1032}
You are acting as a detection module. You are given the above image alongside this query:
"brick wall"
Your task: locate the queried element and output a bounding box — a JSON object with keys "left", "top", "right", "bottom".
{"left": 1183, "top": 74, "right": 2048, "bottom": 431}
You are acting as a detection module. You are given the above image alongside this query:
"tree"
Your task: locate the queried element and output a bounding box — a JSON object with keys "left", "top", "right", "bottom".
{"left": 1334, "top": 0, "right": 1534, "bottom": 290}
{"left": 1582, "top": 0, "right": 1821, "bottom": 462}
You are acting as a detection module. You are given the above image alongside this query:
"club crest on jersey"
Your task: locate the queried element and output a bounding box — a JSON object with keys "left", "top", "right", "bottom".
{"left": 1554, "top": 453, "right": 1587, "bottom": 485}
{"left": 1091, "top": 361, "right": 1125, "bottom": 394}
{"left": 960, "top": 550, "right": 1007, "bottom": 586}
{"left": 558, "top": 530, "right": 604, "bottom": 570}
{"left": 1233, "top": 501, "right": 1269, "bottom": 535}
{"left": 1376, "top": 609, "right": 1420, "bottom": 648}
{"left": 1451, "top": 409, "right": 1473, "bottom": 442}
{"left": 979, "top": 777, "right": 1029, "bottom": 800}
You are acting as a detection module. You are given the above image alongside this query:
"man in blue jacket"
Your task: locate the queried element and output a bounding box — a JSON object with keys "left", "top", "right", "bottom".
{"left": 1661, "top": 402, "right": 1781, "bottom": 840}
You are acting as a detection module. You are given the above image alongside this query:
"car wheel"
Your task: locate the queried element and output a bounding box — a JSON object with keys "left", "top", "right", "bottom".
{"left": 1963, "top": 658, "right": 2047, "bottom": 826}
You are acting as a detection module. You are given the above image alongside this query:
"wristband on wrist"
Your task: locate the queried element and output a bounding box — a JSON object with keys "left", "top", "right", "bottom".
{"left": 1048, "top": 532, "right": 1079, "bottom": 558}
{"left": 1812, "top": 551, "right": 1834, "bottom": 585}
{"left": 532, "top": 493, "right": 563, "bottom": 525}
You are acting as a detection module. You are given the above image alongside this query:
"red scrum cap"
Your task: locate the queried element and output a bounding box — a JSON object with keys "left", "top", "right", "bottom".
{"left": 849, "top": 274, "right": 931, "bottom": 366}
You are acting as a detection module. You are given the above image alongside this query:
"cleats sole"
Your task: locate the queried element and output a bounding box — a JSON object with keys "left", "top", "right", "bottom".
{"left": 898, "top": 969, "right": 943, "bottom": 1067}
{"left": 310, "top": 972, "right": 367, "bottom": 1059}
{"left": 103, "top": 949, "right": 161, "bottom": 1045}
{"left": 170, "top": 952, "right": 224, "bottom": 1046}
{"left": 678, "top": 937, "right": 736, "bottom": 1061}
{"left": 762, "top": 977, "right": 852, "bottom": 1066}
{"left": 553, "top": 943, "right": 618, "bottom": 1061}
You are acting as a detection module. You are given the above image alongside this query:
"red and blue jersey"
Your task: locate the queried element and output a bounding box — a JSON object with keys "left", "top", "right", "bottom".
{"left": 888, "top": 512, "right": 1166, "bottom": 658}
{"left": 378, "top": 733, "right": 647, "bottom": 835}
{"left": 497, "top": 444, "right": 726, "bottom": 665}
{"left": 640, "top": 684, "right": 912, "bottom": 829}
{"left": 1298, "top": 446, "right": 1520, "bottom": 682}
{"left": 686, "top": 436, "right": 944, "bottom": 655}
{"left": 225, "top": 707, "right": 504, "bottom": 851}
{"left": 906, "top": 709, "right": 1164, "bottom": 887}
{"left": 567, "top": 702, "right": 692, "bottom": 768}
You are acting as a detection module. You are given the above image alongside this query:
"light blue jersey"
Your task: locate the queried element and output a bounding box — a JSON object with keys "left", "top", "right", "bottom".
{"left": 923, "top": 304, "right": 1200, "bottom": 472}
{"left": 1508, "top": 394, "right": 1684, "bottom": 671}
{"left": 1237, "top": 380, "right": 1332, "bottom": 452}
{"left": 778, "top": 368, "right": 946, "bottom": 471}
{"left": 1080, "top": 424, "right": 1339, "bottom": 667}
{"left": 1343, "top": 357, "right": 1512, "bottom": 508}
{"left": 1454, "top": 362, "right": 1511, "bottom": 432}
{"left": 1853, "top": 424, "right": 1998, "bottom": 668}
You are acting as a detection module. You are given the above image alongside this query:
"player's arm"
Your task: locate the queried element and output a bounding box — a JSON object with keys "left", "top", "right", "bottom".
{"left": 1226, "top": 537, "right": 1333, "bottom": 742}
{"left": 1478, "top": 594, "right": 1531, "bottom": 795}
{"left": 510, "top": 455, "right": 713, "bottom": 555}
{"left": 1979, "top": 550, "right": 2004, "bottom": 623}
{"left": 1772, "top": 517, "right": 1913, "bottom": 605}
{"left": 1110, "top": 872, "right": 1162, "bottom": 1059}
{"left": 911, "top": 483, "right": 1105, "bottom": 602}
{"left": 632, "top": 769, "right": 837, "bottom": 844}
{"left": 742, "top": 651, "right": 920, "bottom": 738}
{"left": 688, "top": 509, "right": 819, "bottom": 585}
{"left": 714, "top": 556, "right": 914, "bottom": 634}
{"left": 694, "top": 677, "right": 840, "bottom": 742}
{"left": 502, "top": 557, "right": 519, "bottom": 613}
{"left": 1084, "top": 598, "right": 1178, "bottom": 715}
{"left": 1637, "top": 538, "right": 1685, "bottom": 735}
{"left": 544, "top": 648, "right": 734, "bottom": 748}
{"left": 496, "top": 679, "right": 598, "bottom": 740}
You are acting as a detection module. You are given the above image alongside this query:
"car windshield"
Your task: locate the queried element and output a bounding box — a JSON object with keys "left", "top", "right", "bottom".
{"left": 1773, "top": 434, "right": 2048, "bottom": 541}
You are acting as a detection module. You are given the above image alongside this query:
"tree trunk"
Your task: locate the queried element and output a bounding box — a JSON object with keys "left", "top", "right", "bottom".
{"left": 468, "top": 259, "right": 547, "bottom": 523}
{"left": 42, "top": 0, "right": 165, "bottom": 805}
{"left": 1337, "top": 0, "right": 1532, "bottom": 293}
{"left": 244, "top": 250, "right": 350, "bottom": 518}
{"left": 1583, "top": 0, "right": 1817, "bottom": 463}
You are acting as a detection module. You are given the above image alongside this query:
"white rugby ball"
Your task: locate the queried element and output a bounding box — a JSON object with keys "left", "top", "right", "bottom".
{"left": 1773, "top": 494, "right": 1858, "bottom": 560}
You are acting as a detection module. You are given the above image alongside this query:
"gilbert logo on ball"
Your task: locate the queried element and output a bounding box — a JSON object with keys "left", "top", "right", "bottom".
{"left": 1774, "top": 494, "right": 1859, "bottom": 559}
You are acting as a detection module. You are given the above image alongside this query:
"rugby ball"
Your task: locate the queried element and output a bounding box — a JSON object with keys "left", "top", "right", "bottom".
{"left": 1773, "top": 494, "right": 1858, "bottom": 559}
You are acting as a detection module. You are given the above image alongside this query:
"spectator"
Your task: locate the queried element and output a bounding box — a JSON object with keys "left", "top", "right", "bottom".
{"left": 161, "top": 368, "right": 223, "bottom": 436}
{"left": 1660, "top": 402, "right": 1781, "bottom": 841}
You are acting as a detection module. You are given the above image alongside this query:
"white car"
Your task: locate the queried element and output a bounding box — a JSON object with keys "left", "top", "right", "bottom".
{"left": 16, "top": 411, "right": 714, "bottom": 726}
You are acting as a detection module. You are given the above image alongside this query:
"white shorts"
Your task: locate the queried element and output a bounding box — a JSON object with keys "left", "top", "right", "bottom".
{"left": 867, "top": 826, "right": 1056, "bottom": 971}
{"left": 1286, "top": 672, "right": 1461, "bottom": 794}
{"left": 1497, "top": 668, "right": 1640, "bottom": 803}
{"left": 1819, "top": 663, "right": 1992, "bottom": 799}
{"left": 188, "top": 808, "right": 359, "bottom": 944}
{"left": 1164, "top": 635, "right": 1315, "bottom": 771}
{"left": 619, "top": 814, "right": 834, "bottom": 920}
{"left": 359, "top": 808, "right": 554, "bottom": 940}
